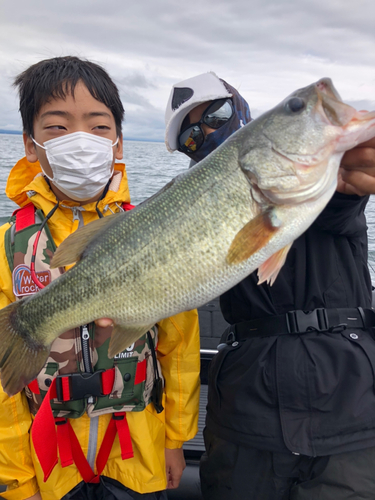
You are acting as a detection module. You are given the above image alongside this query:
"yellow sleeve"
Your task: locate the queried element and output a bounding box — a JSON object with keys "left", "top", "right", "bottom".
{"left": 0, "top": 384, "right": 39, "bottom": 500}
{"left": 157, "top": 309, "right": 200, "bottom": 449}
{"left": 0, "top": 223, "right": 16, "bottom": 307}
{"left": 0, "top": 223, "right": 39, "bottom": 499}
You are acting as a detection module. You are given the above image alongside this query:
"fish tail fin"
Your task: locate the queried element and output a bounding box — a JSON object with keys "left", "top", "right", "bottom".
{"left": 0, "top": 301, "right": 50, "bottom": 396}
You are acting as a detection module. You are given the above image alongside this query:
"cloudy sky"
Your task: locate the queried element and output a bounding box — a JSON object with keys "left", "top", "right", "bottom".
{"left": 1, "top": 0, "right": 375, "bottom": 142}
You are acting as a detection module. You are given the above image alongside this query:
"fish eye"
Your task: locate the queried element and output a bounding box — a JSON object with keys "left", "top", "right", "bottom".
{"left": 285, "top": 97, "right": 305, "bottom": 113}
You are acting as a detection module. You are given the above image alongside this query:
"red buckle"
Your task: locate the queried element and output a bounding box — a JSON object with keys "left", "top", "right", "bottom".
{"left": 54, "top": 369, "right": 115, "bottom": 402}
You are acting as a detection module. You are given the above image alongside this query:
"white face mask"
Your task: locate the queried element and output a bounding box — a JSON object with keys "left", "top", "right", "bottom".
{"left": 32, "top": 131, "right": 119, "bottom": 202}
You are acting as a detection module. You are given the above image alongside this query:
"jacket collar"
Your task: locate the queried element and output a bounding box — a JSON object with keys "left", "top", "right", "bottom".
{"left": 6, "top": 157, "right": 131, "bottom": 214}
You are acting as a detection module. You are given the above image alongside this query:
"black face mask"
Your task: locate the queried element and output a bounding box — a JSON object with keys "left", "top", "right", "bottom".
{"left": 185, "top": 80, "right": 252, "bottom": 164}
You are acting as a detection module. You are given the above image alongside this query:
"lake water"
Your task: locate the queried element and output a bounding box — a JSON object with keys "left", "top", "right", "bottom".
{"left": 2, "top": 133, "right": 375, "bottom": 282}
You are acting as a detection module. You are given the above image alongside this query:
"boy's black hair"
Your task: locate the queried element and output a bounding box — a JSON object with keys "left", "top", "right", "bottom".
{"left": 14, "top": 56, "right": 124, "bottom": 137}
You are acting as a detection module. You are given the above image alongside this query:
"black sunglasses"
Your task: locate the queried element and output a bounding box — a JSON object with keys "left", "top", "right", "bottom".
{"left": 178, "top": 98, "right": 234, "bottom": 154}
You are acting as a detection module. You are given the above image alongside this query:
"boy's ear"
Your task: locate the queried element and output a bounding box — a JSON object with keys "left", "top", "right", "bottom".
{"left": 24, "top": 133, "right": 38, "bottom": 163}
{"left": 115, "top": 134, "right": 123, "bottom": 160}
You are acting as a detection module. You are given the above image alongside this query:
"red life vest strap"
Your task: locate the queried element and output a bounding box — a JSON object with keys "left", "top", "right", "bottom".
{"left": 31, "top": 365, "right": 141, "bottom": 482}
{"left": 122, "top": 202, "right": 135, "bottom": 211}
{"left": 134, "top": 358, "right": 146, "bottom": 385}
{"left": 58, "top": 418, "right": 100, "bottom": 483}
{"left": 32, "top": 379, "right": 59, "bottom": 481}
{"left": 13, "top": 201, "right": 133, "bottom": 233}
{"left": 13, "top": 201, "right": 132, "bottom": 234}
{"left": 55, "top": 411, "right": 133, "bottom": 484}
{"left": 55, "top": 418, "right": 73, "bottom": 468}
{"left": 96, "top": 412, "right": 134, "bottom": 467}
{"left": 28, "top": 378, "right": 40, "bottom": 395}
{"left": 13, "top": 203, "right": 36, "bottom": 231}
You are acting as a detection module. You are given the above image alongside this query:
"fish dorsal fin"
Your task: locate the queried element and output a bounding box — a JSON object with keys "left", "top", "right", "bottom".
{"left": 226, "top": 208, "right": 281, "bottom": 265}
{"left": 50, "top": 213, "right": 121, "bottom": 268}
{"left": 137, "top": 177, "right": 177, "bottom": 206}
{"left": 108, "top": 323, "right": 155, "bottom": 358}
{"left": 257, "top": 243, "right": 293, "bottom": 286}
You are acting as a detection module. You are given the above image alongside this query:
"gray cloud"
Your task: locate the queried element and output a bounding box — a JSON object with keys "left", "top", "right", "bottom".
{"left": 0, "top": 0, "right": 374, "bottom": 142}
{"left": 120, "top": 88, "right": 155, "bottom": 109}
{"left": 117, "top": 72, "right": 157, "bottom": 90}
{"left": 347, "top": 99, "right": 375, "bottom": 112}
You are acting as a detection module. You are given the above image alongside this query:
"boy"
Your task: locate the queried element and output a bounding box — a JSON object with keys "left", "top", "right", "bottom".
{"left": 165, "top": 72, "right": 375, "bottom": 499}
{"left": 0, "top": 57, "right": 200, "bottom": 500}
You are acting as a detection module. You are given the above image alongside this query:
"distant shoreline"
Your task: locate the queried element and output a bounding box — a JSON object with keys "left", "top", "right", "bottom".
{"left": 0, "top": 130, "right": 163, "bottom": 142}
{"left": 0, "top": 130, "right": 22, "bottom": 135}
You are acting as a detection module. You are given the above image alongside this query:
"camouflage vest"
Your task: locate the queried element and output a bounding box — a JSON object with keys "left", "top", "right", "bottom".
{"left": 4, "top": 203, "right": 163, "bottom": 419}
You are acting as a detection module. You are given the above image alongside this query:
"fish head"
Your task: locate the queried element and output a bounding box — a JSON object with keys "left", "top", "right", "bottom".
{"left": 238, "top": 78, "right": 375, "bottom": 204}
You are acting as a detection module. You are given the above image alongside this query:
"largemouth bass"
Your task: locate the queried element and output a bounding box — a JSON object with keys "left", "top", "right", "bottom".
{"left": 1, "top": 78, "right": 375, "bottom": 396}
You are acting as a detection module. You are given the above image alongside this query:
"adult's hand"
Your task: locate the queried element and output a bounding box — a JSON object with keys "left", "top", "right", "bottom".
{"left": 165, "top": 447, "right": 186, "bottom": 489}
{"left": 337, "top": 138, "right": 375, "bottom": 195}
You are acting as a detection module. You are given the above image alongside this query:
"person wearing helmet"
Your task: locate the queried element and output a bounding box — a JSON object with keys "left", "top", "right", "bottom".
{"left": 165, "top": 72, "right": 251, "bottom": 167}
{"left": 165, "top": 73, "right": 375, "bottom": 500}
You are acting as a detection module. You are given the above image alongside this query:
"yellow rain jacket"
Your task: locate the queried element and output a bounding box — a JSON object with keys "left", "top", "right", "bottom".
{"left": 0, "top": 158, "right": 200, "bottom": 500}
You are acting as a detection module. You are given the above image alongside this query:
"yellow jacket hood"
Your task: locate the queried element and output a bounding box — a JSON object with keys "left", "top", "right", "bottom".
{"left": 5, "top": 156, "right": 131, "bottom": 212}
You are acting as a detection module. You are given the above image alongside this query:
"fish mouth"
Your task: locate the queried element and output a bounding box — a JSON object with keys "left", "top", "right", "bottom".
{"left": 317, "top": 78, "right": 375, "bottom": 151}
{"left": 315, "top": 78, "right": 357, "bottom": 127}
{"left": 316, "top": 78, "right": 342, "bottom": 102}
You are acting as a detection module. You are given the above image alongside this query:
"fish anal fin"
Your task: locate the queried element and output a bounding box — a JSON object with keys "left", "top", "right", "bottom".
{"left": 51, "top": 213, "right": 121, "bottom": 268}
{"left": 226, "top": 209, "right": 281, "bottom": 265}
{"left": 108, "top": 323, "right": 155, "bottom": 358}
{"left": 257, "top": 243, "right": 293, "bottom": 286}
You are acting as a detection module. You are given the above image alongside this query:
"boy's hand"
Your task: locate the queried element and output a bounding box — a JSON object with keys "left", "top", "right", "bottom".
{"left": 337, "top": 138, "right": 375, "bottom": 195}
{"left": 94, "top": 318, "right": 113, "bottom": 328}
{"left": 25, "top": 493, "right": 42, "bottom": 500}
{"left": 165, "top": 447, "right": 186, "bottom": 489}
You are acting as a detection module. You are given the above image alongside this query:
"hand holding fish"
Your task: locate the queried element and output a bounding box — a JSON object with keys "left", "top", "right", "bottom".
{"left": 338, "top": 137, "right": 375, "bottom": 195}
{"left": 95, "top": 318, "right": 113, "bottom": 327}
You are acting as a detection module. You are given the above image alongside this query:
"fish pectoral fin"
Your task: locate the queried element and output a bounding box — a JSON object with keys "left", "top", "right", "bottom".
{"left": 257, "top": 243, "right": 293, "bottom": 286}
{"left": 108, "top": 323, "right": 155, "bottom": 358}
{"left": 226, "top": 209, "right": 281, "bottom": 265}
{"left": 50, "top": 213, "right": 122, "bottom": 268}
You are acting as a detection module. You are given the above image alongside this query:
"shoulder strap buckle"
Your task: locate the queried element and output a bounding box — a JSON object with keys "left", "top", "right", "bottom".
{"left": 55, "top": 370, "right": 107, "bottom": 402}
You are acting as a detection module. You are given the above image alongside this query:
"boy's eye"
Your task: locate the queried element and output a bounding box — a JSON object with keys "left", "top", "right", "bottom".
{"left": 94, "top": 125, "right": 111, "bottom": 130}
{"left": 46, "top": 125, "right": 67, "bottom": 130}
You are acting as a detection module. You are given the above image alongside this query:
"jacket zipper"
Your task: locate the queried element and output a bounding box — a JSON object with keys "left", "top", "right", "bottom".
{"left": 61, "top": 204, "right": 85, "bottom": 227}
{"left": 81, "top": 324, "right": 94, "bottom": 403}
{"left": 72, "top": 206, "right": 85, "bottom": 227}
{"left": 73, "top": 210, "right": 95, "bottom": 409}
{"left": 81, "top": 326, "right": 99, "bottom": 463}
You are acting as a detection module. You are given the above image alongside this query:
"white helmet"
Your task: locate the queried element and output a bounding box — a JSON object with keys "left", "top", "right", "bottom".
{"left": 164, "top": 72, "right": 232, "bottom": 152}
